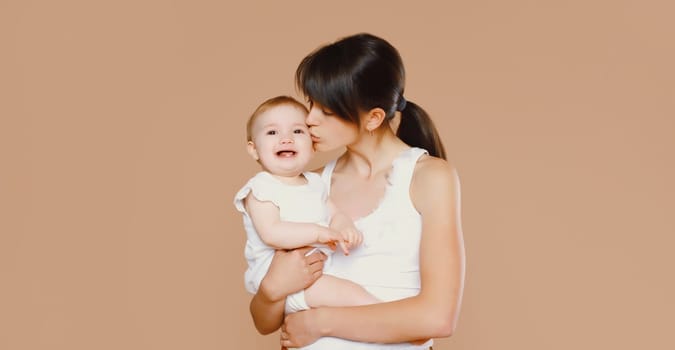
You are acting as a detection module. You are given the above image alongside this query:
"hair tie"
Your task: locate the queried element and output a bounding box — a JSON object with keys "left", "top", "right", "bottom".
{"left": 396, "top": 96, "right": 407, "bottom": 111}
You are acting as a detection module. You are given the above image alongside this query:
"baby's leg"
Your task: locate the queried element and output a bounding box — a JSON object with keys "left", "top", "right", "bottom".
{"left": 304, "top": 275, "right": 379, "bottom": 308}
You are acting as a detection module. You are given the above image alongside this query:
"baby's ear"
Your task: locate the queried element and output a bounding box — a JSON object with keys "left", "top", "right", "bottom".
{"left": 246, "top": 141, "right": 259, "bottom": 161}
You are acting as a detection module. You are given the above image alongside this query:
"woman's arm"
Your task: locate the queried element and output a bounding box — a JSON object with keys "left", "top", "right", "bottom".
{"left": 250, "top": 247, "right": 327, "bottom": 334}
{"left": 282, "top": 158, "right": 465, "bottom": 347}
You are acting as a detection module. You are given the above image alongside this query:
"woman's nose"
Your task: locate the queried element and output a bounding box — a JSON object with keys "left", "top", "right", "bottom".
{"left": 306, "top": 107, "right": 320, "bottom": 126}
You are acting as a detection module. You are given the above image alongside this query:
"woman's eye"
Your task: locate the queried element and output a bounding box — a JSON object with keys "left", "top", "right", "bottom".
{"left": 293, "top": 129, "right": 305, "bottom": 134}
{"left": 321, "top": 108, "right": 334, "bottom": 116}
{"left": 266, "top": 130, "right": 277, "bottom": 135}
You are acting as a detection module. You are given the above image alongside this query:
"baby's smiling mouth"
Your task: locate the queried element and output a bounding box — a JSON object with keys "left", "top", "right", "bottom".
{"left": 276, "top": 150, "right": 297, "bottom": 157}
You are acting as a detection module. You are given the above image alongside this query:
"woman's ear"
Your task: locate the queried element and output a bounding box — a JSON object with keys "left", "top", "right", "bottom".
{"left": 363, "top": 107, "right": 386, "bottom": 132}
{"left": 246, "top": 141, "right": 259, "bottom": 161}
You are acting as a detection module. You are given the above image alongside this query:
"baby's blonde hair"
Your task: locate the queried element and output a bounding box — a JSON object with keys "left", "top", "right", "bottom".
{"left": 247, "top": 96, "right": 309, "bottom": 141}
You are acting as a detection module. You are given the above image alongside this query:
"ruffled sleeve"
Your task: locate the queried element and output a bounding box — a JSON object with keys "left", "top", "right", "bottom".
{"left": 233, "top": 172, "right": 281, "bottom": 214}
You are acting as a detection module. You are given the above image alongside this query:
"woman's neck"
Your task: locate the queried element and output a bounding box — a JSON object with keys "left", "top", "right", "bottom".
{"left": 340, "top": 127, "right": 410, "bottom": 178}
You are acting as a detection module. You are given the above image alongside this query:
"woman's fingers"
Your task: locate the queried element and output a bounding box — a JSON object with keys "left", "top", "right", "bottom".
{"left": 304, "top": 249, "right": 325, "bottom": 264}
{"left": 306, "top": 249, "right": 325, "bottom": 283}
{"left": 299, "top": 247, "right": 325, "bottom": 284}
{"left": 262, "top": 247, "right": 327, "bottom": 298}
{"left": 280, "top": 332, "right": 291, "bottom": 349}
{"left": 281, "top": 310, "right": 322, "bottom": 347}
{"left": 308, "top": 258, "right": 323, "bottom": 273}
{"left": 311, "top": 269, "right": 322, "bottom": 282}
{"left": 280, "top": 326, "right": 296, "bottom": 348}
{"left": 295, "top": 246, "right": 317, "bottom": 257}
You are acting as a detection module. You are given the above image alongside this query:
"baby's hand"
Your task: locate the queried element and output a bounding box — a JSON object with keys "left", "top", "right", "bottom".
{"left": 339, "top": 226, "right": 363, "bottom": 255}
{"left": 316, "top": 227, "right": 349, "bottom": 253}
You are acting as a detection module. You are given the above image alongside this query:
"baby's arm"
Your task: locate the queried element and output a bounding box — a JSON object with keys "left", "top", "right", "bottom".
{"left": 245, "top": 194, "right": 347, "bottom": 251}
{"left": 301, "top": 200, "right": 375, "bottom": 308}
{"left": 327, "top": 199, "right": 363, "bottom": 249}
{"left": 304, "top": 275, "right": 379, "bottom": 308}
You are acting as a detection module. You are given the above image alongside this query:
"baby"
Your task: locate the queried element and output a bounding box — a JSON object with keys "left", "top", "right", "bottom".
{"left": 234, "top": 95, "right": 378, "bottom": 313}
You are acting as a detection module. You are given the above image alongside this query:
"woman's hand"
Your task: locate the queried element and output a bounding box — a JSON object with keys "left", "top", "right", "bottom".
{"left": 280, "top": 309, "right": 323, "bottom": 349}
{"left": 261, "top": 247, "right": 326, "bottom": 302}
{"left": 281, "top": 308, "right": 430, "bottom": 348}
{"left": 250, "top": 247, "right": 326, "bottom": 334}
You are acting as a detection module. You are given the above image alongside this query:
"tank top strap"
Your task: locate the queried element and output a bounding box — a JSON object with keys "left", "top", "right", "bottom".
{"left": 321, "top": 148, "right": 427, "bottom": 196}
{"left": 320, "top": 159, "right": 338, "bottom": 195}
{"left": 388, "top": 147, "right": 429, "bottom": 196}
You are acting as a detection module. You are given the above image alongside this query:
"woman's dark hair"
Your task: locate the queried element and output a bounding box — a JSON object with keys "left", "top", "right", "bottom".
{"left": 296, "top": 33, "right": 446, "bottom": 159}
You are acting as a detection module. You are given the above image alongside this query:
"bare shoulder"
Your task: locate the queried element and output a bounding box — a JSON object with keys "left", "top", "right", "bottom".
{"left": 411, "top": 155, "right": 460, "bottom": 205}
{"left": 413, "top": 155, "right": 459, "bottom": 187}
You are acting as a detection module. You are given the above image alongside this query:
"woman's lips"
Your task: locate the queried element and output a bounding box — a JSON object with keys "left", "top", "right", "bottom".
{"left": 310, "top": 134, "right": 320, "bottom": 142}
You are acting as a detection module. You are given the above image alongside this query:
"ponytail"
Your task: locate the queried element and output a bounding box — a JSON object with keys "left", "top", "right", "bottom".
{"left": 396, "top": 101, "right": 447, "bottom": 160}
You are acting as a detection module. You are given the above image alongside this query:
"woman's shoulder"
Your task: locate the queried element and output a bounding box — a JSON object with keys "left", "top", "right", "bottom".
{"left": 414, "top": 154, "right": 457, "bottom": 177}
{"left": 411, "top": 155, "right": 460, "bottom": 195}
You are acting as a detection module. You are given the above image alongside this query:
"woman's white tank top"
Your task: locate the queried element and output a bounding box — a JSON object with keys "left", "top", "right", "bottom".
{"left": 298, "top": 147, "right": 432, "bottom": 350}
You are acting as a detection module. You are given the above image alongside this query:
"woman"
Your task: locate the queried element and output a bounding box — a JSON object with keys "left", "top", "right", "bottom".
{"left": 249, "top": 33, "right": 465, "bottom": 349}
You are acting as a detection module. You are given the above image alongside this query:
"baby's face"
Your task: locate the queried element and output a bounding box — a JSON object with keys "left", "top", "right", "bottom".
{"left": 248, "top": 104, "right": 313, "bottom": 177}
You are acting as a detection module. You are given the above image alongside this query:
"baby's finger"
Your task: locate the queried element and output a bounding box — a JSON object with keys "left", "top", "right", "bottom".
{"left": 339, "top": 240, "right": 350, "bottom": 255}
{"left": 352, "top": 231, "right": 361, "bottom": 246}
{"left": 351, "top": 233, "right": 360, "bottom": 247}
{"left": 348, "top": 230, "right": 360, "bottom": 247}
{"left": 341, "top": 234, "right": 352, "bottom": 249}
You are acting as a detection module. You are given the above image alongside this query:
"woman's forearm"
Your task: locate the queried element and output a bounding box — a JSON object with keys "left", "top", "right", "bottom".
{"left": 249, "top": 287, "right": 285, "bottom": 334}
{"left": 249, "top": 258, "right": 290, "bottom": 334}
{"left": 315, "top": 290, "right": 460, "bottom": 343}
{"left": 249, "top": 248, "right": 327, "bottom": 334}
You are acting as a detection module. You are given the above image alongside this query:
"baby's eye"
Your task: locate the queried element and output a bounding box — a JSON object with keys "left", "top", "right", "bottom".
{"left": 293, "top": 129, "right": 305, "bottom": 134}
{"left": 266, "top": 130, "right": 277, "bottom": 135}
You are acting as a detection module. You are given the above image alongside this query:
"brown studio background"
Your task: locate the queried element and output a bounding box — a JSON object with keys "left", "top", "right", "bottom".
{"left": 1, "top": 0, "right": 674, "bottom": 349}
